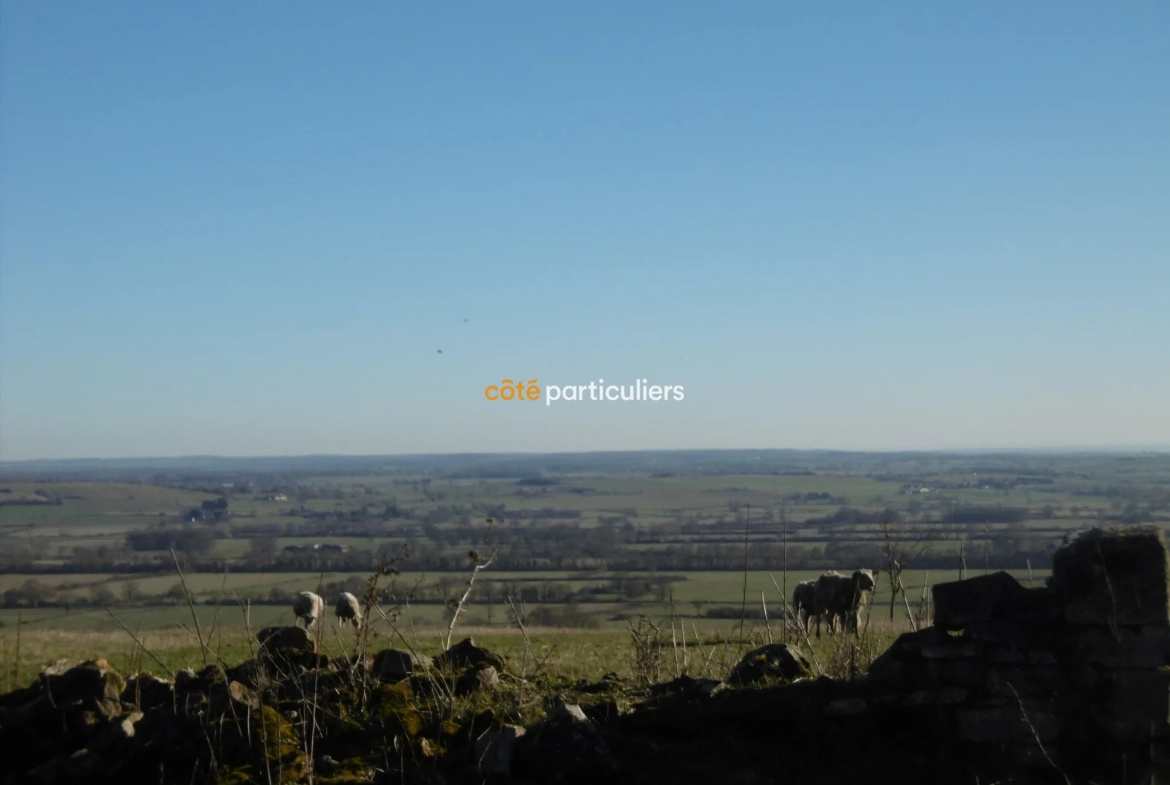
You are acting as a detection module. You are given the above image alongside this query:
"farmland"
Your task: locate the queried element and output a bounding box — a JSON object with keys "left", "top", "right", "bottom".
{"left": 1, "top": 450, "right": 1167, "bottom": 680}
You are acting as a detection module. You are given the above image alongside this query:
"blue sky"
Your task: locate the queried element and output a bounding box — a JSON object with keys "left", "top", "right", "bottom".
{"left": 1, "top": 1, "right": 1168, "bottom": 460}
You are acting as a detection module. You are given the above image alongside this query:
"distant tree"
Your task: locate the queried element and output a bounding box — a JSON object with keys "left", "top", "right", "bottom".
{"left": 268, "top": 587, "right": 291, "bottom": 603}
{"left": 247, "top": 535, "right": 279, "bottom": 567}
{"left": 165, "top": 582, "right": 192, "bottom": 604}
{"left": 1040, "top": 505, "right": 1056, "bottom": 519}
{"left": 876, "top": 509, "right": 935, "bottom": 623}
{"left": 92, "top": 586, "right": 116, "bottom": 606}
{"left": 122, "top": 580, "right": 141, "bottom": 603}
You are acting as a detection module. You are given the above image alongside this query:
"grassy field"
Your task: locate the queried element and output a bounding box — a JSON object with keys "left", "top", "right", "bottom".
{"left": 0, "top": 454, "right": 1163, "bottom": 696}
{"left": 0, "top": 562, "right": 1040, "bottom": 690}
{"left": 0, "top": 567, "right": 1050, "bottom": 612}
{"left": 0, "top": 614, "right": 916, "bottom": 692}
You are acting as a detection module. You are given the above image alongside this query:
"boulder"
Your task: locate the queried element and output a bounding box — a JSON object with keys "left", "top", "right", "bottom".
{"left": 258, "top": 625, "right": 316, "bottom": 654}
{"left": 932, "top": 571, "right": 1059, "bottom": 630}
{"left": 512, "top": 701, "right": 616, "bottom": 784}
{"left": 226, "top": 658, "right": 263, "bottom": 689}
{"left": 258, "top": 625, "right": 322, "bottom": 672}
{"left": 455, "top": 664, "right": 500, "bottom": 697}
{"left": 40, "top": 658, "right": 125, "bottom": 708}
{"left": 1064, "top": 624, "right": 1170, "bottom": 669}
{"left": 372, "top": 648, "right": 431, "bottom": 682}
{"left": 648, "top": 675, "right": 725, "bottom": 700}
{"left": 475, "top": 725, "right": 526, "bottom": 777}
{"left": 84, "top": 710, "right": 143, "bottom": 753}
{"left": 573, "top": 672, "right": 628, "bottom": 694}
{"left": 208, "top": 681, "right": 260, "bottom": 718}
{"left": 121, "top": 674, "right": 174, "bottom": 711}
{"left": 956, "top": 705, "right": 1060, "bottom": 743}
{"left": 726, "top": 643, "right": 810, "bottom": 686}
{"left": 1096, "top": 668, "right": 1170, "bottom": 739}
{"left": 433, "top": 638, "right": 507, "bottom": 673}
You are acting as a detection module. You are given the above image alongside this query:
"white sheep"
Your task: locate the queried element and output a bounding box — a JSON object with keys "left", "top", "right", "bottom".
{"left": 334, "top": 591, "right": 362, "bottom": 628}
{"left": 292, "top": 591, "right": 325, "bottom": 630}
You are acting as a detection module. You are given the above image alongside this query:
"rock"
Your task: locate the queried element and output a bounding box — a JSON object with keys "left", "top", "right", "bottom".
{"left": 258, "top": 625, "right": 315, "bottom": 651}
{"left": 372, "top": 648, "right": 431, "bottom": 682}
{"left": 985, "top": 644, "right": 1026, "bottom": 664}
{"left": 455, "top": 664, "right": 499, "bottom": 696}
{"left": 85, "top": 710, "right": 143, "bottom": 753}
{"left": 549, "top": 701, "right": 589, "bottom": 724}
{"left": 984, "top": 667, "right": 1064, "bottom": 699}
{"left": 316, "top": 754, "right": 341, "bottom": 775}
{"left": 513, "top": 701, "right": 616, "bottom": 784}
{"left": 726, "top": 643, "right": 810, "bottom": 685}
{"left": 921, "top": 642, "right": 981, "bottom": 660}
{"left": 823, "top": 697, "right": 868, "bottom": 716}
{"left": 475, "top": 725, "right": 525, "bottom": 777}
{"left": 226, "top": 658, "right": 263, "bottom": 688}
{"left": 1026, "top": 649, "right": 1059, "bottom": 665}
{"left": 1066, "top": 625, "right": 1170, "bottom": 669}
{"left": 121, "top": 673, "right": 174, "bottom": 711}
{"left": 940, "top": 659, "right": 985, "bottom": 690}
{"left": 1097, "top": 668, "right": 1170, "bottom": 739}
{"left": 257, "top": 626, "right": 327, "bottom": 673}
{"left": 902, "top": 686, "right": 969, "bottom": 707}
{"left": 581, "top": 699, "right": 630, "bottom": 724}
{"left": 208, "top": 681, "right": 260, "bottom": 718}
{"left": 648, "top": 675, "right": 724, "bottom": 700}
{"left": 1049, "top": 526, "right": 1170, "bottom": 627}
{"left": 40, "top": 658, "right": 125, "bottom": 708}
{"left": 574, "top": 672, "right": 627, "bottom": 694}
{"left": 956, "top": 705, "right": 1060, "bottom": 743}
{"left": 433, "top": 637, "right": 507, "bottom": 673}
{"left": 933, "top": 572, "right": 1059, "bottom": 630}
{"left": 173, "top": 668, "right": 203, "bottom": 693}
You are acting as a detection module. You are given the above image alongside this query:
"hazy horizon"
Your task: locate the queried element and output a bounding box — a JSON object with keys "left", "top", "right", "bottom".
{"left": 3, "top": 444, "right": 1169, "bottom": 467}
{"left": 2, "top": 2, "right": 1168, "bottom": 461}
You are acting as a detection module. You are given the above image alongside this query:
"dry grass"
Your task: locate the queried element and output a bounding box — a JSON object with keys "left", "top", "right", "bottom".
{"left": 1, "top": 617, "right": 917, "bottom": 691}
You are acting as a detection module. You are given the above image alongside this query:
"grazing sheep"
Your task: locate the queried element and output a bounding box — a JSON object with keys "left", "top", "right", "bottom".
{"left": 335, "top": 591, "right": 362, "bottom": 628}
{"left": 791, "top": 580, "right": 820, "bottom": 634}
{"left": 813, "top": 569, "right": 876, "bottom": 637}
{"left": 293, "top": 591, "right": 325, "bottom": 630}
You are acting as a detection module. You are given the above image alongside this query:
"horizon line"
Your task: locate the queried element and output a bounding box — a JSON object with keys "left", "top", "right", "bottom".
{"left": 3, "top": 444, "right": 1170, "bottom": 466}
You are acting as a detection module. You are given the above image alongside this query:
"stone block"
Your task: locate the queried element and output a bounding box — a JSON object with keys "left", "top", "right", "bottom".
{"left": 1065, "top": 625, "right": 1170, "bottom": 669}
{"left": 823, "top": 698, "right": 867, "bottom": 716}
{"left": 475, "top": 725, "right": 525, "bottom": 777}
{"left": 985, "top": 666, "right": 1065, "bottom": 699}
{"left": 957, "top": 705, "right": 1061, "bottom": 743}
{"left": 1026, "top": 650, "right": 1059, "bottom": 665}
{"left": 941, "top": 659, "right": 985, "bottom": 690}
{"left": 372, "top": 648, "right": 431, "bottom": 682}
{"left": 922, "top": 642, "right": 981, "bottom": 660}
{"left": 985, "top": 645, "right": 1026, "bottom": 664}
{"left": 1049, "top": 526, "right": 1170, "bottom": 627}
{"left": 903, "top": 686, "right": 969, "bottom": 707}
{"left": 726, "top": 643, "right": 810, "bottom": 685}
{"left": 1097, "top": 668, "right": 1170, "bottom": 740}
{"left": 934, "top": 572, "right": 1060, "bottom": 630}
{"left": 208, "top": 681, "right": 259, "bottom": 718}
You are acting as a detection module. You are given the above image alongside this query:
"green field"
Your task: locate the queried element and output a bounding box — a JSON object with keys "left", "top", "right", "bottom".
{"left": 0, "top": 452, "right": 1164, "bottom": 689}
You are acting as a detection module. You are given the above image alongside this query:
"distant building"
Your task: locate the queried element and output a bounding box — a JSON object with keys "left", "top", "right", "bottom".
{"left": 282, "top": 542, "right": 347, "bottom": 555}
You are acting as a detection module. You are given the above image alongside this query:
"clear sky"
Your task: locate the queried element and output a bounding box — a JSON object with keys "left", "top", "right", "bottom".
{"left": 1, "top": 2, "right": 1168, "bottom": 461}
